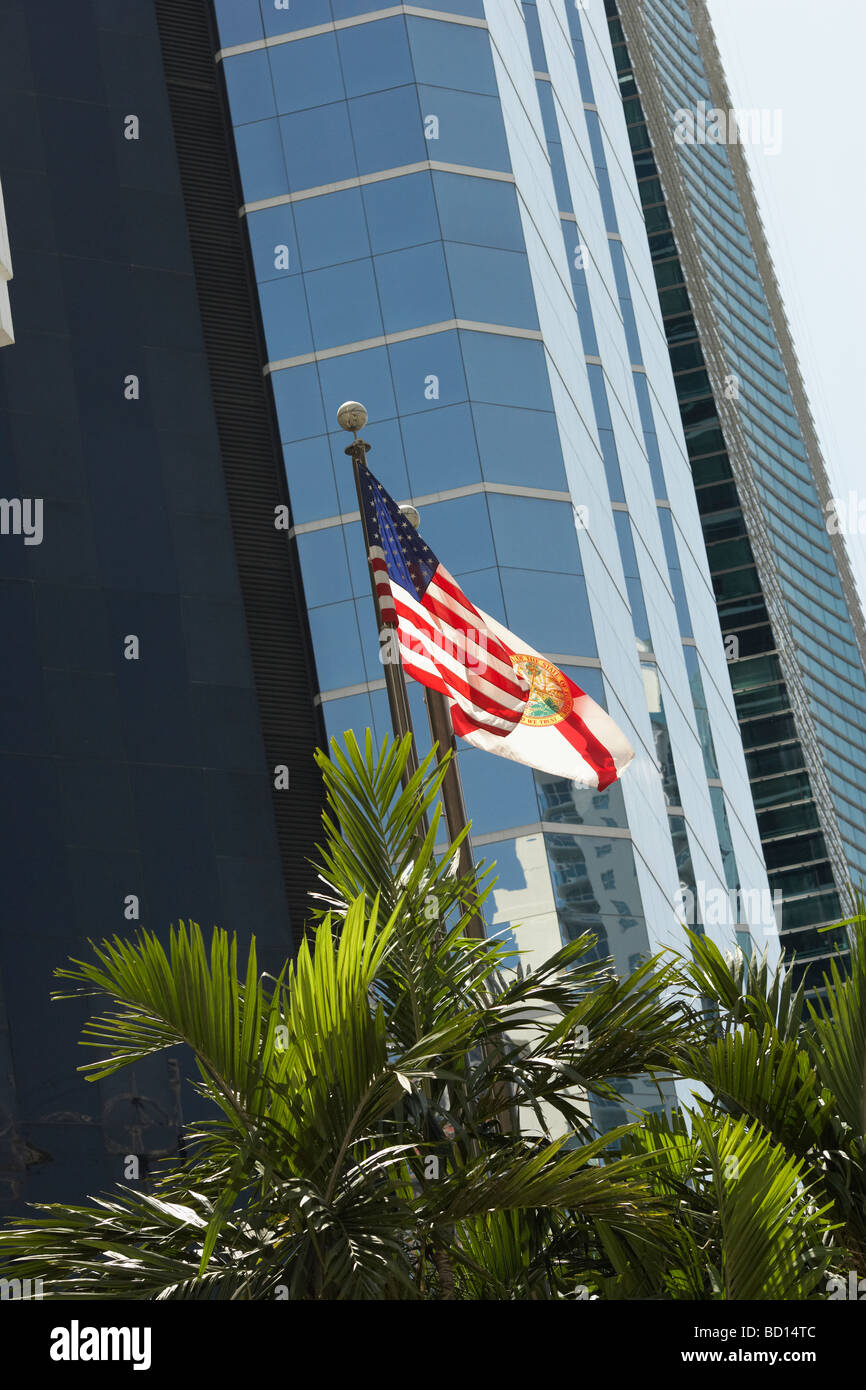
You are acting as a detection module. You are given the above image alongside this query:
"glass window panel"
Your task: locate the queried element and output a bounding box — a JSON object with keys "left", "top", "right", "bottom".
{"left": 537, "top": 771, "right": 628, "bottom": 830}
{"left": 460, "top": 332, "right": 553, "bottom": 411}
{"left": 757, "top": 802, "right": 820, "bottom": 837}
{"left": 414, "top": 494, "right": 497, "bottom": 574}
{"left": 791, "top": 955, "right": 849, "bottom": 992}
{"left": 268, "top": 32, "right": 344, "bottom": 114}
{"left": 297, "top": 526, "right": 353, "bottom": 608}
{"left": 586, "top": 363, "right": 612, "bottom": 430}
{"left": 642, "top": 430, "right": 666, "bottom": 497}
{"left": 482, "top": 832, "right": 554, "bottom": 929}
{"left": 223, "top": 51, "right": 276, "bottom": 126}
{"left": 782, "top": 893, "right": 843, "bottom": 932}
{"left": 550, "top": 143, "right": 573, "bottom": 213}
{"left": 245, "top": 203, "right": 300, "bottom": 283}
{"left": 642, "top": 663, "right": 682, "bottom": 806}
{"left": 598, "top": 429, "right": 626, "bottom": 503}
{"left": 401, "top": 403, "right": 482, "bottom": 495}
{"left": 259, "top": 275, "right": 313, "bottom": 361}
{"left": 782, "top": 924, "right": 847, "bottom": 957}
{"left": 473, "top": 404, "right": 567, "bottom": 491}
{"left": 321, "top": 691, "right": 376, "bottom": 745}
{"left": 304, "top": 258, "right": 382, "bottom": 349}
{"left": 620, "top": 297, "right": 642, "bottom": 364}
{"left": 745, "top": 742, "right": 805, "bottom": 779}
{"left": 732, "top": 681, "right": 791, "bottom": 721}
{"left": 337, "top": 16, "right": 413, "bottom": 99}
{"left": 546, "top": 831, "right": 643, "bottom": 939}
{"left": 488, "top": 495, "right": 582, "bottom": 574}
{"left": 683, "top": 646, "right": 719, "bottom": 778}
{"left": 692, "top": 451, "right": 733, "bottom": 486}
{"left": 407, "top": 17, "right": 497, "bottom": 94}
{"left": 374, "top": 242, "right": 453, "bottom": 334}
{"left": 214, "top": 0, "right": 264, "bottom": 46}
{"left": 282, "top": 435, "right": 340, "bottom": 525}
{"left": 434, "top": 172, "right": 524, "bottom": 251}
{"left": 271, "top": 362, "right": 327, "bottom": 442}
{"left": 350, "top": 86, "right": 427, "bottom": 175}
{"left": 764, "top": 831, "right": 828, "bottom": 871}
{"left": 668, "top": 813, "right": 699, "bottom": 899}
{"left": 768, "top": 861, "right": 833, "bottom": 896}
{"left": 501, "top": 570, "right": 597, "bottom": 656}
{"left": 307, "top": 598, "right": 366, "bottom": 689}
{"left": 685, "top": 422, "right": 726, "bottom": 457}
{"left": 234, "top": 118, "right": 288, "bottom": 204}
{"left": 740, "top": 711, "right": 796, "bottom": 750}
{"left": 458, "top": 749, "right": 540, "bottom": 837}
{"left": 293, "top": 187, "right": 370, "bottom": 271}
{"left": 728, "top": 652, "right": 783, "bottom": 692}
{"left": 363, "top": 172, "right": 439, "bottom": 255}
{"left": 709, "top": 786, "right": 740, "bottom": 892}
{"left": 657, "top": 508, "right": 693, "bottom": 638}
{"left": 535, "top": 81, "right": 558, "bottom": 143}
{"left": 388, "top": 330, "right": 468, "bottom": 414}
{"left": 523, "top": 3, "right": 548, "bottom": 70}
{"left": 260, "top": 0, "right": 331, "bottom": 36}
{"left": 297, "top": 522, "right": 355, "bottom": 608}
{"left": 570, "top": 262, "right": 599, "bottom": 356}
{"left": 280, "top": 102, "right": 356, "bottom": 191}
{"left": 445, "top": 242, "right": 536, "bottom": 329}
{"left": 417, "top": 87, "right": 510, "bottom": 171}
{"left": 317, "top": 346, "right": 398, "bottom": 443}
{"left": 713, "top": 566, "right": 761, "bottom": 602}
{"left": 569, "top": 22, "right": 595, "bottom": 102}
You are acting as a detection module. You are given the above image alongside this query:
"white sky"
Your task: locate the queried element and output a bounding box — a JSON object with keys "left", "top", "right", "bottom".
{"left": 705, "top": 0, "right": 866, "bottom": 612}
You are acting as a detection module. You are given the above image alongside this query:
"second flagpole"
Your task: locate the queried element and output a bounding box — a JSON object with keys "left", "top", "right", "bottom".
{"left": 399, "top": 503, "right": 485, "bottom": 942}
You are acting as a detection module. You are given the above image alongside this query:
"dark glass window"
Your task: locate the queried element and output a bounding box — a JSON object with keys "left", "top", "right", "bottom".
{"left": 281, "top": 101, "right": 356, "bottom": 190}
{"left": 293, "top": 188, "right": 370, "bottom": 271}
{"left": 363, "top": 172, "right": 439, "bottom": 255}
{"left": 336, "top": 17, "right": 413, "bottom": 99}
{"left": 407, "top": 16, "right": 498, "bottom": 95}
{"left": 234, "top": 118, "right": 288, "bottom": 203}
{"left": 758, "top": 802, "right": 821, "bottom": 837}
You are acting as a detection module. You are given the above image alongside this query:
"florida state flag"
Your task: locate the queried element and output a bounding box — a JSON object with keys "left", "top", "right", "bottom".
{"left": 450, "top": 609, "right": 634, "bottom": 791}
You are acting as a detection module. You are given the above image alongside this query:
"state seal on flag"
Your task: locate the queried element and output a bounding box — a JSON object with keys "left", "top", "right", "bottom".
{"left": 511, "top": 653, "right": 574, "bottom": 727}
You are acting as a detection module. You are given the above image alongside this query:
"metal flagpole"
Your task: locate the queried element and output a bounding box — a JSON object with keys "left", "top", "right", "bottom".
{"left": 337, "top": 401, "right": 421, "bottom": 789}
{"left": 339, "top": 405, "right": 510, "bottom": 1124}
{"left": 399, "top": 504, "right": 486, "bottom": 942}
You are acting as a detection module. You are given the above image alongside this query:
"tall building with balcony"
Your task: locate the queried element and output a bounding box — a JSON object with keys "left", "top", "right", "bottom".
{"left": 606, "top": 0, "right": 866, "bottom": 989}
{"left": 212, "top": 0, "right": 778, "bottom": 1118}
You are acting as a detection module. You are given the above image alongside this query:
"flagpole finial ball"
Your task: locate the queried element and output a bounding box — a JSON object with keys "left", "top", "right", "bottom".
{"left": 337, "top": 401, "right": 368, "bottom": 433}
{"left": 400, "top": 505, "right": 421, "bottom": 530}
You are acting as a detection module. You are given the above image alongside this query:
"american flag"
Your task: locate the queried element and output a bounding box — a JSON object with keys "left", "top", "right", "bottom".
{"left": 360, "top": 467, "right": 530, "bottom": 738}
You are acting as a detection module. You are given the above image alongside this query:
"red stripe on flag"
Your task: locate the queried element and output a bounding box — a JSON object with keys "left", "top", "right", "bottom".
{"left": 557, "top": 691, "right": 619, "bottom": 790}
{"left": 393, "top": 597, "right": 527, "bottom": 729}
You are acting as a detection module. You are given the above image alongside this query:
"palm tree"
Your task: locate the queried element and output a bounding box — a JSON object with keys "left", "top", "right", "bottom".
{"left": 598, "top": 922, "right": 866, "bottom": 1299}
{"left": 0, "top": 732, "right": 695, "bottom": 1300}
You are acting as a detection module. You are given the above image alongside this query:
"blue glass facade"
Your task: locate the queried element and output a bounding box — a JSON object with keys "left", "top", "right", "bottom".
{"left": 609, "top": 0, "right": 866, "bottom": 989}
{"left": 215, "top": 0, "right": 778, "bottom": 1113}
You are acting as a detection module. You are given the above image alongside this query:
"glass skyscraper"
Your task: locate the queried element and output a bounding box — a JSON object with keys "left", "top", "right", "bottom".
{"left": 0, "top": 0, "right": 324, "bottom": 1215}
{"left": 214, "top": 0, "right": 778, "bottom": 1119}
{"left": 608, "top": 0, "right": 866, "bottom": 990}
